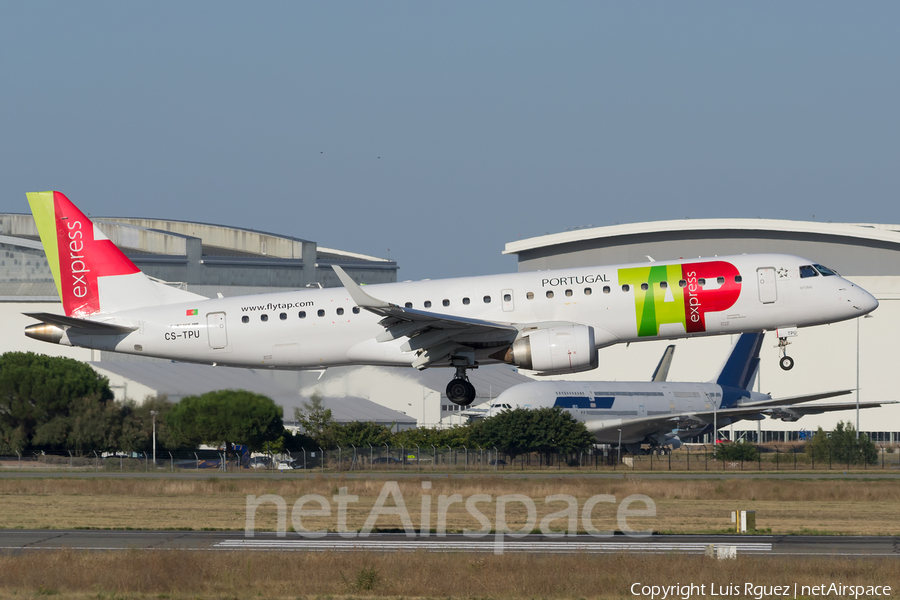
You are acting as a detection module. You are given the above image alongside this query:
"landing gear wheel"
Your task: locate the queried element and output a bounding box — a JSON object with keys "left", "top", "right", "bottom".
{"left": 446, "top": 378, "right": 476, "bottom": 406}
{"left": 779, "top": 355, "right": 794, "bottom": 371}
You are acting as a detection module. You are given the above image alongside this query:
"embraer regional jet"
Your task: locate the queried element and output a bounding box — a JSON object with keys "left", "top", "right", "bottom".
{"left": 488, "top": 333, "right": 894, "bottom": 453}
{"left": 23, "top": 192, "right": 878, "bottom": 407}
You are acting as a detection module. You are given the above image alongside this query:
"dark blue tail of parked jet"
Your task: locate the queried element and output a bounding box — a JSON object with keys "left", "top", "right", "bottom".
{"left": 715, "top": 333, "right": 764, "bottom": 404}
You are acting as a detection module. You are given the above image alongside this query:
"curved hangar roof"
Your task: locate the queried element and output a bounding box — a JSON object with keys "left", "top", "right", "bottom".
{"left": 504, "top": 219, "right": 900, "bottom": 277}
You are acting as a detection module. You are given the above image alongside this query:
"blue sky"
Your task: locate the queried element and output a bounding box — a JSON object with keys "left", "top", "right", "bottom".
{"left": 2, "top": 2, "right": 898, "bottom": 280}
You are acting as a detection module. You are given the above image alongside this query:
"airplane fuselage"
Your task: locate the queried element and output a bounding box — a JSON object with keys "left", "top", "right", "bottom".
{"left": 52, "top": 253, "right": 875, "bottom": 372}
{"left": 489, "top": 379, "right": 767, "bottom": 444}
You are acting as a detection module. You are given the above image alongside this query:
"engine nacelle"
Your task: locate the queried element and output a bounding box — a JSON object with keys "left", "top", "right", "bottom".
{"left": 24, "top": 322, "right": 64, "bottom": 344}
{"left": 506, "top": 324, "right": 598, "bottom": 374}
{"left": 663, "top": 432, "right": 683, "bottom": 450}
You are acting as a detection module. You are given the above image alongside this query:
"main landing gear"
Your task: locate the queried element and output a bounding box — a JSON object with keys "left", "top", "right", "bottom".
{"left": 446, "top": 364, "right": 477, "bottom": 406}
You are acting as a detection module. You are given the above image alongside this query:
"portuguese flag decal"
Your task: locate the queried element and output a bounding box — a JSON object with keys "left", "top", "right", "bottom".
{"left": 186, "top": 309, "right": 198, "bottom": 316}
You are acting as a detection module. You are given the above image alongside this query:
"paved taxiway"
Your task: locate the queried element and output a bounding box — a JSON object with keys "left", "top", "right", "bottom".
{"left": 1, "top": 530, "right": 897, "bottom": 556}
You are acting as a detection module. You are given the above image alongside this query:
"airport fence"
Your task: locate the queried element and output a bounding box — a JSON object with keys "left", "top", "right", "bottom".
{"left": 0, "top": 450, "right": 254, "bottom": 473}
{"left": 279, "top": 443, "right": 900, "bottom": 473}
{"left": 0, "top": 443, "right": 897, "bottom": 472}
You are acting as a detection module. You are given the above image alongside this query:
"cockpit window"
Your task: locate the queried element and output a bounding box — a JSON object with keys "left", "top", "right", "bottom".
{"left": 813, "top": 264, "right": 838, "bottom": 276}
{"left": 799, "top": 265, "right": 819, "bottom": 278}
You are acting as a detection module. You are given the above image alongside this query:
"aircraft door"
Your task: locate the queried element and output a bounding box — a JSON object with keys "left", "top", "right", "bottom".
{"left": 756, "top": 268, "right": 778, "bottom": 304}
{"left": 206, "top": 312, "right": 228, "bottom": 349}
{"left": 638, "top": 404, "right": 646, "bottom": 418}
{"left": 501, "top": 289, "right": 515, "bottom": 312}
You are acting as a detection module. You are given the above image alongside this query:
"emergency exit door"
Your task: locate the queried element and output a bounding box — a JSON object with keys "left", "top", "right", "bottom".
{"left": 756, "top": 268, "right": 778, "bottom": 304}
{"left": 207, "top": 312, "right": 228, "bottom": 349}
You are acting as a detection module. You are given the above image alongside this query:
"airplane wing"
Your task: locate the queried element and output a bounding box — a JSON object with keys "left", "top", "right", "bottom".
{"left": 585, "top": 400, "right": 896, "bottom": 444}
{"left": 763, "top": 400, "right": 897, "bottom": 421}
{"left": 735, "top": 389, "right": 853, "bottom": 407}
{"left": 24, "top": 312, "right": 137, "bottom": 335}
{"left": 333, "top": 266, "right": 519, "bottom": 369}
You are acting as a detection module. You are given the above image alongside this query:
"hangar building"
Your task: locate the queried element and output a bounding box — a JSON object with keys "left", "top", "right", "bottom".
{"left": 504, "top": 219, "right": 900, "bottom": 442}
{"left": 4, "top": 208, "right": 899, "bottom": 440}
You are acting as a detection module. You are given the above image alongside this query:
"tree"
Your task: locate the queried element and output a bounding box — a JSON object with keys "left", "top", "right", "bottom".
{"left": 805, "top": 427, "right": 831, "bottom": 463}
{"left": 469, "top": 407, "right": 593, "bottom": 460}
{"left": 804, "top": 421, "right": 878, "bottom": 465}
{"left": 119, "top": 396, "right": 180, "bottom": 452}
{"left": 332, "top": 421, "right": 393, "bottom": 448}
{"left": 714, "top": 440, "right": 759, "bottom": 462}
{"left": 66, "top": 395, "right": 123, "bottom": 454}
{"left": 392, "top": 425, "right": 472, "bottom": 449}
{"left": 0, "top": 352, "right": 114, "bottom": 454}
{"left": 293, "top": 393, "right": 337, "bottom": 449}
{"left": 166, "top": 390, "right": 284, "bottom": 451}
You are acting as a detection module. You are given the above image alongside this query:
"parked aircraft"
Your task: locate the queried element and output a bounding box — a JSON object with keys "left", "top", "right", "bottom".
{"left": 23, "top": 191, "right": 878, "bottom": 406}
{"left": 488, "top": 333, "right": 893, "bottom": 453}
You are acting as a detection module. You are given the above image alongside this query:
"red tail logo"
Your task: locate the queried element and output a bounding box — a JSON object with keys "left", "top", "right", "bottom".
{"left": 52, "top": 192, "right": 139, "bottom": 316}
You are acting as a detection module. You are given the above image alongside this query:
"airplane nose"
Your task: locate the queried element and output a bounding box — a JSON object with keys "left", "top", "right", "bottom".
{"left": 856, "top": 288, "right": 879, "bottom": 315}
{"left": 846, "top": 282, "right": 878, "bottom": 315}
{"left": 494, "top": 382, "right": 544, "bottom": 410}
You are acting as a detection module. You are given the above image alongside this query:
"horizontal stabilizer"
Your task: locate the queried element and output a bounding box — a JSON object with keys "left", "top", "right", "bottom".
{"left": 24, "top": 312, "right": 137, "bottom": 335}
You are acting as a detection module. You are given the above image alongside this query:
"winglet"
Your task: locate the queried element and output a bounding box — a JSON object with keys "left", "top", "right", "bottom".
{"left": 332, "top": 265, "right": 392, "bottom": 309}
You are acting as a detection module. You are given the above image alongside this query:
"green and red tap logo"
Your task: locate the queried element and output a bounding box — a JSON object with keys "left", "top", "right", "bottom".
{"left": 617, "top": 261, "right": 741, "bottom": 337}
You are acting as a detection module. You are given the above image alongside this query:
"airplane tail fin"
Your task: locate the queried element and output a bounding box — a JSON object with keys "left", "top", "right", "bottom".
{"left": 650, "top": 345, "right": 675, "bottom": 382}
{"left": 26, "top": 191, "right": 203, "bottom": 317}
{"left": 714, "top": 333, "right": 764, "bottom": 391}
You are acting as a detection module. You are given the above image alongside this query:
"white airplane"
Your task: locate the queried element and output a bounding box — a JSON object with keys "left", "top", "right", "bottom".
{"left": 488, "top": 333, "right": 894, "bottom": 453}
{"left": 23, "top": 191, "right": 878, "bottom": 407}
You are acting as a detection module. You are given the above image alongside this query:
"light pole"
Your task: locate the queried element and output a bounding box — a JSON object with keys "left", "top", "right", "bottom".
{"left": 150, "top": 410, "right": 158, "bottom": 465}
{"left": 617, "top": 429, "right": 622, "bottom": 465}
{"left": 856, "top": 314, "right": 874, "bottom": 439}
{"left": 707, "top": 391, "right": 718, "bottom": 445}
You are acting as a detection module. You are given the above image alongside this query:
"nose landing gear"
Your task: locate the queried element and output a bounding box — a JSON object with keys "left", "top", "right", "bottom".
{"left": 776, "top": 335, "right": 794, "bottom": 371}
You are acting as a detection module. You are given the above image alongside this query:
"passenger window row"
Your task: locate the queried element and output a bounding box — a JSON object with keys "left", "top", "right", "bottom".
{"left": 241, "top": 306, "right": 361, "bottom": 324}
{"left": 241, "top": 273, "right": 749, "bottom": 324}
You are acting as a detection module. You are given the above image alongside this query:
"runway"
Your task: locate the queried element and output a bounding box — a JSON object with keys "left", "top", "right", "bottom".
{"left": 2, "top": 530, "right": 898, "bottom": 556}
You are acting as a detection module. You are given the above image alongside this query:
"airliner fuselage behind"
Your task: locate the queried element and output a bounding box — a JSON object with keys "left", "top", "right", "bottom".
{"left": 487, "top": 333, "right": 892, "bottom": 453}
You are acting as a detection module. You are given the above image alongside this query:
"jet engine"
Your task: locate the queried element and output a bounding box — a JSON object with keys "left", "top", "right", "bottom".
{"left": 662, "top": 432, "right": 683, "bottom": 450}
{"left": 503, "top": 324, "right": 598, "bottom": 374}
